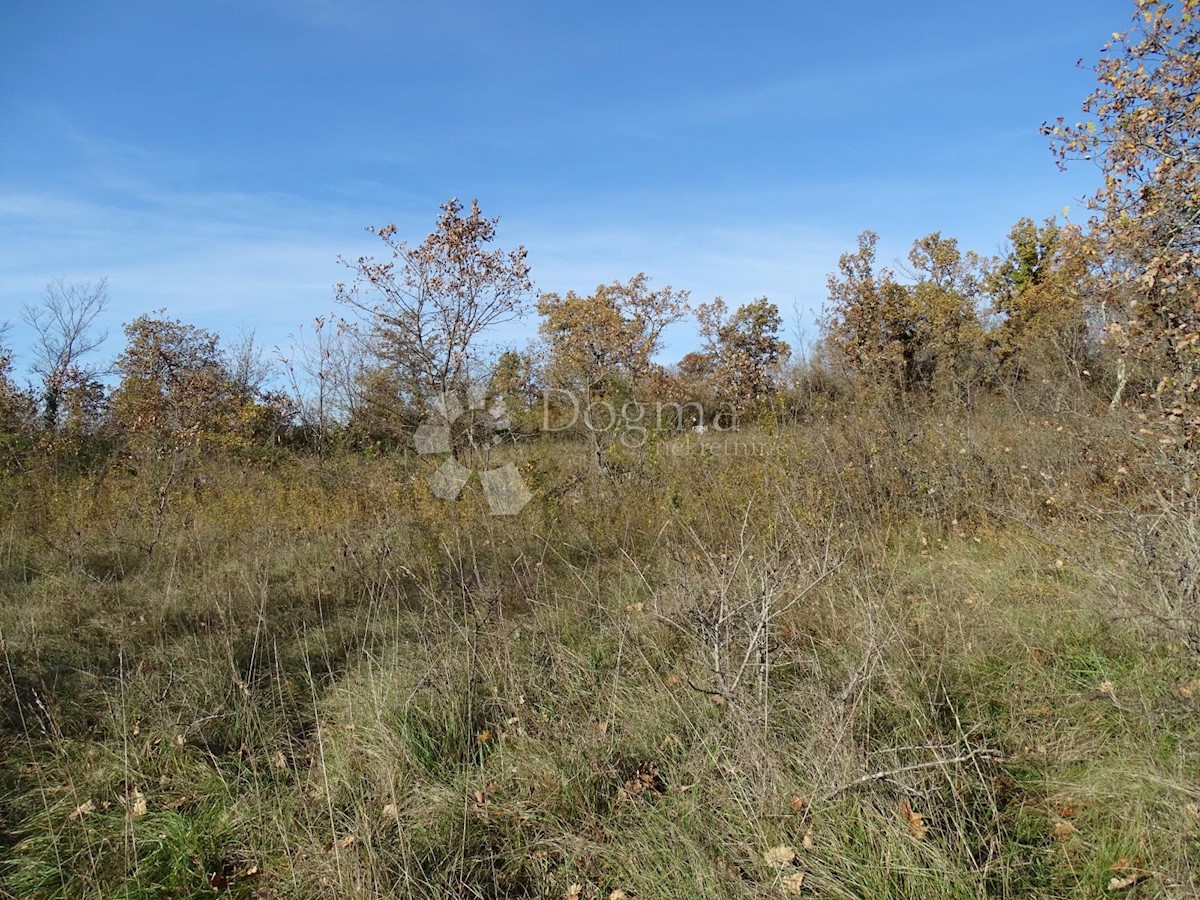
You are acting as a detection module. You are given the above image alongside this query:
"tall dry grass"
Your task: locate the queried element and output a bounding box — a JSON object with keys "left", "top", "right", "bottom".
{"left": 1, "top": 390, "right": 1198, "bottom": 898}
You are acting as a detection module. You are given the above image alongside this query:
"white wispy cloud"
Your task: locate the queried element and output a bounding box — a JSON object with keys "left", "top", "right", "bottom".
{"left": 0, "top": 128, "right": 850, "bottom": 371}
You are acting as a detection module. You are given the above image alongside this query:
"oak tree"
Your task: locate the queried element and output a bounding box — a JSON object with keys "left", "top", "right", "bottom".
{"left": 695, "top": 297, "right": 790, "bottom": 414}
{"left": 987, "top": 217, "right": 1095, "bottom": 382}
{"left": 538, "top": 273, "right": 689, "bottom": 399}
{"left": 538, "top": 274, "right": 689, "bottom": 465}
{"left": 1046, "top": 0, "right": 1199, "bottom": 447}
{"left": 336, "top": 198, "right": 533, "bottom": 418}
{"left": 821, "top": 231, "right": 983, "bottom": 400}
{"left": 111, "top": 315, "right": 239, "bottom": 452}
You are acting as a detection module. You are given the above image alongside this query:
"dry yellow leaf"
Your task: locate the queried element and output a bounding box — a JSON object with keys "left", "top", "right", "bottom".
{"left": 802, "top": 825, "right": 815, "bottom": 850}
{"left": 129, "top": 788, "right": 147, "bottom": 818}
{"left": 567, "top": 884, "right": 583, "bottom": 900}
{"left": 67, "top": 799, "right": 95, "bottom": 822}
{"left": 764, "top": 844, "right": 797, "bottom": 868}
{"left": 782, "top": 871, "right": 806, "bottom": 894}
{"left": 1107, "top": 861, "right": 1152, "bottom": 892}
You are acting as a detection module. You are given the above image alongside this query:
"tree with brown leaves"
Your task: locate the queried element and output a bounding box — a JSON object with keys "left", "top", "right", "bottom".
{"left": 986, "top": 217, "right": 1095, "bottom": 385}
{"left": 695, "top": 297, "right": 789, "bottom": 415}
{"left": 821, "top": 231, "right": 984, "bottom": 402}
{"left": 538, "top": 273, "right": 689, "bottom": 399}
{"left": 1045, "top": 0, "right": 1199, "bottom": 454}
{"left": 336, "top": 198, "right": 533, "bottom": 417}
{"left": 111, "top": 315, "right": 235, "bottom": 452}
{"left": 538, "top": 274, "right": 689, "bottom": 466}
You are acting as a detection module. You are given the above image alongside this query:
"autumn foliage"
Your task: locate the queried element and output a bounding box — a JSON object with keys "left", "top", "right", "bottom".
{"left": 1046, "top": 0, "right": 1200, "bottom": 459}
{"left": 2, "top": 4, "right": 1200, "bottom": 897}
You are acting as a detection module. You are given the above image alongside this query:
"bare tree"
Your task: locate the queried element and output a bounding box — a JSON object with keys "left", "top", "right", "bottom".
{"left": 277, "top": 314, "right": 364, "bottom": 451}
{"left": 223, "top": 328, "right": 274, "bottom": 397}
{"left": 22, "top": 277, "right": 110, "bottom": 430}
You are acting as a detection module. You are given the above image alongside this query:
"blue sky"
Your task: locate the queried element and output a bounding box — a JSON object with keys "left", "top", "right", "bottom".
{"left": 1, "top": 0, "right": 1131, "bottom": 373}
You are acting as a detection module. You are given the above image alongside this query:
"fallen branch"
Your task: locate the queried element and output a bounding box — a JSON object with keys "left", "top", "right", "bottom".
{"left": 814, "top": 746, "right": 1004, "bottom": 804}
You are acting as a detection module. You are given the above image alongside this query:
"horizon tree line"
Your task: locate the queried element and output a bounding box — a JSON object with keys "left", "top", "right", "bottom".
{"left": 0, "top": 0, "right": 1194, "bottom": 476}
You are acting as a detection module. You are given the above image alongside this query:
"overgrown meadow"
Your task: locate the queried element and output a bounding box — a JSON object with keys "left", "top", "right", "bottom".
{"left": 2, "top": 389, "right": 1199, "bottom": 898}
{"left": 2, "top": 0, "right": 1200, "bottom": 895}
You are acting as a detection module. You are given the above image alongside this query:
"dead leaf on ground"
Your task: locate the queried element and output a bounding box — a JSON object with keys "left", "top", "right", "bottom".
{"left": 1176, "top": 678, "right": 1200, "bottom": 699}
{"left": 764, "top": 844, "right": 797, "bottom": 868}
{"left": 162, "top": 795, "right": 195, "bottom": 811}
{"left": 1108, "top": 873, "right": 1140, "bottom": 891}
{"left": 566, "top": 884, "right": 583, "bottom": 900}
{"left": 1052, "top": 820, "right": 1077, "bottom": 842}
{"left": 900, "top": 800, "right": 928, "bottom": 840}
{"left": 620, "top": 761, "right": 665, "bottom": 802}
{"left": 67, "top": 799, "right": 95, "bottom": 822}
{"left": 1107, "top": 858, "right": 1154, "bottom": 891}
{"left": 782, "top": 871, "right": 806, "bottom": 894}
